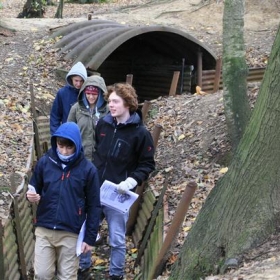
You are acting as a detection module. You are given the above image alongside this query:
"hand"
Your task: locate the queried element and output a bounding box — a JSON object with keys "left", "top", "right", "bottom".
{"left": 81, "top": 242, "right": 93, "bottom": 254}
{"left": 117, "top": 177, "right": 138, "bottom": 194}
{"left": 117, "top": 181, "right": 129, "bottom": 194}
{"left": 26, "top": 185, "right": 41, "bottom": 203}
{"left": 26, "top": 192, "right": 41, "bottom": 203}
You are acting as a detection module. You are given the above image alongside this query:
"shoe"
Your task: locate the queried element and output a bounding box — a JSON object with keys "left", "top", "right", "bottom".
{"left": 109, "top": 275, "right": 124, "bottom": 280}
{"left": 77, "top": 268, "right": 92, "bottom": 280}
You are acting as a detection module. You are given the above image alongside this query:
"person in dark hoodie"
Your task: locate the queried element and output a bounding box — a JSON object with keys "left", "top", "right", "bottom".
{"left": 93, "top": 83, "right": 155, "bottom": 280}
{"left": 26, "top": 122, "right": 101, "bottom": 280}
{"left": 50, "top": 61, "right": 87, "bottom": 135}
{"left": 67, "top": 75, "right": 108, "bottom": 163}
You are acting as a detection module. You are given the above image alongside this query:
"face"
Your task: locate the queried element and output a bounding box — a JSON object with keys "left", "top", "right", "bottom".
{"left": 57, "top": 142, "right": 76, "bottom": 156}
{"left": 71, "top": 76, "right": 84, "bottom": 89}
{"left": 108, "top": 92, "right": 129, "bottom": 118}
{"left": 86, "top": 92, "right": 98, "bottom": 106}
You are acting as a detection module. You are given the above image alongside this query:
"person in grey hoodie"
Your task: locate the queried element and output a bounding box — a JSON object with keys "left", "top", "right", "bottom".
{"left": 68, "top": 75, "right": 108, "bottom": 278}
{"left": 50, "top": 61, "right": 87, "bottom": 135}
{"left": 68, "top": 75, "right": 108, "bottom": 163}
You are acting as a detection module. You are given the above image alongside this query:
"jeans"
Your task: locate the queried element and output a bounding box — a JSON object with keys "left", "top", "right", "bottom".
{"left": 103, "top": 205, "right": 129, "bottom": 276}
{"left": 78, "top": 214, "right": 104, "bottom": 270}
{"left": 79, "top": 251, "right": 92, "bottom": 270}
{"left": 78, "top": 207, "right": 128, "bottom": 276}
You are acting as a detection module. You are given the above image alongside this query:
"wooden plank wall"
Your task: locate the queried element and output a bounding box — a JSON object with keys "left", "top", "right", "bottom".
{"left": 202, "top": 67, "right": 266, "bottom": 93}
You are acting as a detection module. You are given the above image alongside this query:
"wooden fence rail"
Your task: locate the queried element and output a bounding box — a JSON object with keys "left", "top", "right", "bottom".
{"left": 202, "top": 67, "right": 266, "bottom": 93}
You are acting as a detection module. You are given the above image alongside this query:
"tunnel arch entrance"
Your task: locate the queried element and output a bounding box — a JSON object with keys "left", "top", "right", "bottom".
{"left": 52, "top": 19, "right": 217, "bottom": 101}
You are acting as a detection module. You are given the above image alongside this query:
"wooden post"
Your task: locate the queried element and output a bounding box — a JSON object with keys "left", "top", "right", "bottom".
{"left": 169, "top": 71, "right": 180, "bottom": 96}
{"left": 180, "top": 58, "right": 185, "bottom": 94}
{"left": 141, "top": 100, "right": 151, "bottom": 123}
{"left": 213, "top": 57, "right": 222, "bottom": 93}
{"left": 197, "top": 50, "right": 203, "bottom": 88}
{"left": 126, "top": 74, "right": 133, "bottom": 85}
{"left": 152, "top": 124, "right": 162, "bottom": 150}
{"left": 151, "top": 181, "right": 197, "bottom": 279}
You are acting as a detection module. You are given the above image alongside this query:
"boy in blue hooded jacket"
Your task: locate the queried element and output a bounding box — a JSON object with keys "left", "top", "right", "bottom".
{"left": 27, "top": 122, "right": 101, "bottom": 279}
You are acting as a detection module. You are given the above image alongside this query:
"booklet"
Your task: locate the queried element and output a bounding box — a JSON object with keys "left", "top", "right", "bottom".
{"left": 76, "top": 220, "right": 86, "bottom": 257}
{"left": 76, "top": 220, "right": 101, "bottom": 256}
{"left": 100, "top": 180, "right": 139, "bottom": 214}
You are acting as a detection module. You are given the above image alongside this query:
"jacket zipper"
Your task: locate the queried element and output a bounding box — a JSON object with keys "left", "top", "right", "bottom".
{"left": 54, "top": 170, "right": 70, "bottom": 229}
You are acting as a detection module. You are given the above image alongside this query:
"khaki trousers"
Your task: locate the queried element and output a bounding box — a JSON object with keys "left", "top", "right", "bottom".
{"left": 34, "top": 227, "right": 79, "bottom": 280}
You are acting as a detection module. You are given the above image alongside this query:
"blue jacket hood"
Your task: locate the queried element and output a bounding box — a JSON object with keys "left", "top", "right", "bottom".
{"left": 51, "top": 122, "right": 83, "bottom": 162}
{"left": 66, "top": 61, "right": 87, "bottom": 87}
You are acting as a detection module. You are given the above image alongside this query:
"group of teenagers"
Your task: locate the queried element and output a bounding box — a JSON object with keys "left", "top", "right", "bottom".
{"left": 26, "top": 62, "right": 156, "bottom": 280}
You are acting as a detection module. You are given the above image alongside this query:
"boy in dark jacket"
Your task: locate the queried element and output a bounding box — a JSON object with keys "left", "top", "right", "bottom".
{"left": 93, "top": 83, "right": 155, "bottom": 280}
{"left": 27, "top": 122, "right": 101, "bottom": 279}
{"left": 50, "top": 61, "right": 87, "bottom": 135}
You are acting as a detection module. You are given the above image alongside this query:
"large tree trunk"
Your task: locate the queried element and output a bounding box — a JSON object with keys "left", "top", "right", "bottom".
{"left": 223, "top": 0, "right": 251, "bottom": 151}
{"left": 169, "top": 25, "right": 280, "bottom": 279}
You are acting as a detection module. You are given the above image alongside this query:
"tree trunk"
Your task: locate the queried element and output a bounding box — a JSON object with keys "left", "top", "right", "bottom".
{"left": 55, "top": 0, "right": 64, "bottom": 19}
{"left": 169, "top": 25, "right": 280, "bottom": 279}
{"left": 17, "top": 0, "right": 45, "bottom": 18}
{"left": 222, "top": 0, "right": 251, "bottom": 151}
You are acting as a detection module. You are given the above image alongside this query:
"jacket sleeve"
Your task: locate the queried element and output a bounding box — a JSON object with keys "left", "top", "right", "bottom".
{"left": 29, "top": 157, "right": 45, "bottom": 195}
{"left": 130, "top": 129, "right": 156, "bottom": 185}
{"left": 83, "top": 165, "right": 101, "bottom": 246}
{"left": 67, "top": 104, "right": 77, "bottom": 123}
{"left": 50, "top": 91, "right": 63, "bottom": 135}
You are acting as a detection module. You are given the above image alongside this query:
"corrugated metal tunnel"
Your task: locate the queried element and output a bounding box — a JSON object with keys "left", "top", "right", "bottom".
{"left": 51, "top": 19, "right": 217, "bottom": 101}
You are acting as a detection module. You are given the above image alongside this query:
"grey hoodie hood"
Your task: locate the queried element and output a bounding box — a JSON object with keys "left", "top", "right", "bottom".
{"left": 78, "top": 75, "right": 107, "bottom": 111}
{"left": 66, "top": 61, "right": 87, "bottom": 87}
